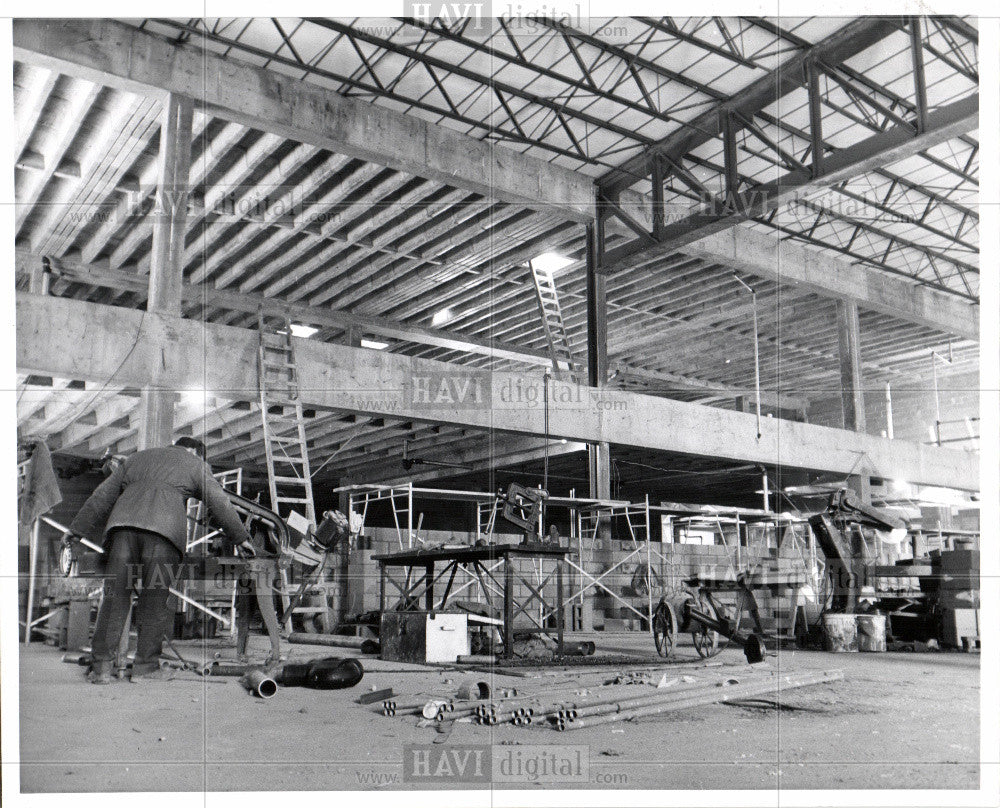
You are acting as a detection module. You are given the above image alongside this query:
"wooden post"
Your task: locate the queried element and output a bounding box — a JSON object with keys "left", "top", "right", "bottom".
{"left": 424, "top": 563, "right": 435, "bottom": 612}
{"left": 503, "top": 553, "right": 514, "bottom": 659}
{"left": 556, "top": 558, "right": 565, "bottom": 656}
{"left": 23, "top": 518, "right": 41, "bottom": 643}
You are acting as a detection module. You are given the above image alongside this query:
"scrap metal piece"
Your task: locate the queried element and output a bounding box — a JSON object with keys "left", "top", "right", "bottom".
{"left": 241, "top": 667, "right": 278, "bottom": 699}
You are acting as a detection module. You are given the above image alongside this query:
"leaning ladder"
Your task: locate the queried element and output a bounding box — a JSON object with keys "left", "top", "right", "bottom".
{"left": 529, "top": 261, "right": 579, "bottom": 381}
{"left": 256, "top": 310, "right": 317, "bottom": 527}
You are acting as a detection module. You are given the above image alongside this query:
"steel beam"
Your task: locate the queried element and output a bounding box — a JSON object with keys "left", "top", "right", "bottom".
{"left": 602, "top": 94, "right": 978, "bottom": 272}
{"left": 599, "top": 17, "right": 902, "bottom": 196}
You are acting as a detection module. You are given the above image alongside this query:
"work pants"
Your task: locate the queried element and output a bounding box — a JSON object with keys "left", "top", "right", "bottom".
{"left": 90, "top": 528, "right": 182, "bottom": 675}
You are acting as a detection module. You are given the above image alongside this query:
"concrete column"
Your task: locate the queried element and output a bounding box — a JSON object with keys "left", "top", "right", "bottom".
{"left": 585, "top": 221, "right": 611, "bottom": 501}
{"left": 344, "top": 325, "right": 363, "bottom": 348}
{"left": 138, "top": 94, "right": 193, "bottom": 450}
{"left": 584, "top": 220, "right": 611, "bottom": 630}
{"left": 587, "top": 442, "right": 612, "bottom": 500}
{"left": 136, "top": 390, "right": 179, "bottom": 452}
{"left": 835, "top": 299, "right": 866, "bottom": 433}
{"left": 332, "top": 481, "right": 354, "bottom": 624}
{"left": 884, "top": 382, "right": 894, "bottom": 439}
{"left": 846, "top": 473, "right": 872, "bottom": 505}
{"left": 147, "top": 94, "right": 193, "bottom": 313}
{"left": 28, "top": 257, "right": 51, "bottom": 294}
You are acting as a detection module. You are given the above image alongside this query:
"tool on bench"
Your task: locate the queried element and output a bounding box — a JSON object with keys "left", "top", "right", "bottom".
{"left": 498, "top": 483, "right": 548, "bottom": 544}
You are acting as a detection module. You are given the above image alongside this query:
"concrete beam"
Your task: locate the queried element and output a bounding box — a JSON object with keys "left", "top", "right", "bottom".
{"left": 612, "top": 208, "right": 979, "bottom": 341}
{"left": 13, "top": 18, "right": 595, "bottom": 223}
{"left": 18, "top": 252, "right": 781, "bottom": 403}
{"left": 14, "top": 249, "right": 552, "bottom": 368}
{"left": 610, "top": 366, "right": 809, "bottom": 414}
{"left": 18, "top": 292, "right": 978, "bottom": 491}
{"left": 360, "top": 437, "right": 588, "bottom": 486}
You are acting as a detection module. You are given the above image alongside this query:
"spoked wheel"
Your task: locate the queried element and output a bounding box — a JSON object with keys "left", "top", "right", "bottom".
{"left": 691, "top": 596, "right": 721, "bottom": 658}
{"left": 652, "top": 599, "right": 678, "bottom": 658}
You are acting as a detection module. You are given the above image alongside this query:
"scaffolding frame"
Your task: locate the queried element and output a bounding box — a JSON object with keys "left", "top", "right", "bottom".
{"left": 182, "top": 467, "right": 243, "bottom": 635}
{"left": 335, "top": 484, "right": 827, "bottom": 639}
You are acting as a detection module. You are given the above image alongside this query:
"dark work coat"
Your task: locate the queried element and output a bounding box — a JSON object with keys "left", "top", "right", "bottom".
{"left": 69, "top": 446, "right": 251, "bottom": 554}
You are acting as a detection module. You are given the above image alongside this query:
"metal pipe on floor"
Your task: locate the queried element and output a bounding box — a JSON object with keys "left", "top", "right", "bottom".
{"left": 531, "top": 677, "right": 757, "bottom": 721}
{"left": 288, "top": 632, "right": 370, "bottom": 649}
{"left": 241, "top": 667, "right": 278, "bottom": 699}
{"left": 555, "top": 669, "right": 844, "bottom": 731}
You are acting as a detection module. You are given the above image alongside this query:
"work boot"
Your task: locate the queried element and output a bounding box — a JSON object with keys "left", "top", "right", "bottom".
{"left": 87, "top": 661, "right": 115, "bottom": 685}
{"left": 130, "top": 662, "right": 175, "bottom": 682}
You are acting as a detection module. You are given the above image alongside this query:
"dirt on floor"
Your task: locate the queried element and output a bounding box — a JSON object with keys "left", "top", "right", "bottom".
{"left": 17, "top": 631, "right": 980, "bottom": 792}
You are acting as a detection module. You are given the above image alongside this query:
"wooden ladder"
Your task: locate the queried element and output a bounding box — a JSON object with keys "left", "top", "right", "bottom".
{"left": 529, "top": 261, "right": 579, "bottom": 381}
{"left": 257, "top": 310, "right": 317, "bottom": 527}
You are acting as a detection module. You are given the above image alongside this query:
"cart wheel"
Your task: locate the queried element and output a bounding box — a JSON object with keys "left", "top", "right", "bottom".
{"left": 675, "top": 590, "right": 699, "bottom": 633}
{"left": 652, "top": 600, "right": 678, "bottom": 658}
{"left": 691, "top": 597, "right": 720, "bottom": 658}
{"left": 58, "top": 542, "right": 77, "bottom": 577}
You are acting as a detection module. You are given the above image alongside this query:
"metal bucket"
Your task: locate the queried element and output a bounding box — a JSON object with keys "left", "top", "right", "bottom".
{"left": 856, "top": 614, "right": 887, "bottom": 652}
{"left": 822, "top": 613, "right": 859, "bottom": 653}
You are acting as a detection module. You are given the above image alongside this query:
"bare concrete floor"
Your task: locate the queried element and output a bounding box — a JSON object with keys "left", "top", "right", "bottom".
{"left": 19, "top": 633, "right": 979, "bottom": 792}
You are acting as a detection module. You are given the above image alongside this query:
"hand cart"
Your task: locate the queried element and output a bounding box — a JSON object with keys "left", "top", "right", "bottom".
{"left": 652, "top": 570, "right": 810, "bottom": 663}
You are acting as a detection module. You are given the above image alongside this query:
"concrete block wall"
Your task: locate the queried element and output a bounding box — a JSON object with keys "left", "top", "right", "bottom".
{"left": 577, "top": 540, "right": 785, "bottom": 630}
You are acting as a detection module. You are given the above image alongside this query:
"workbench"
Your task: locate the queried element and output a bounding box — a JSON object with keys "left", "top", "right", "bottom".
{"left": 373, "top": 543, "right": 569, "bottom": 658}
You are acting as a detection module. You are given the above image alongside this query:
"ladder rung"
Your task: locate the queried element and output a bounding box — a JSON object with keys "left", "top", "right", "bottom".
{"left": 272, "top": 475, "right": 307, "bottom": 484}
{"left": 268, "top": 435, "right": 302, "bottom": 444}
{"left": 276, "top": 497, "right": 312, "bottom": 504}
